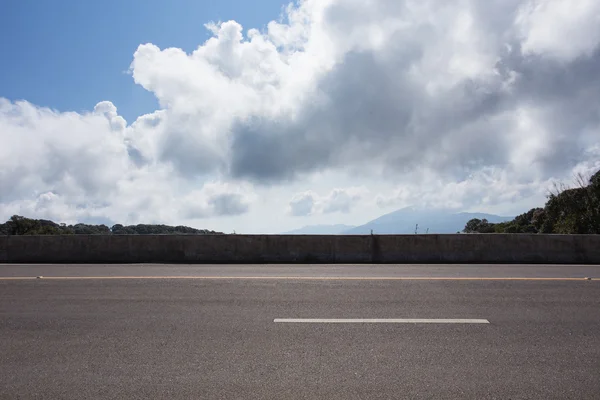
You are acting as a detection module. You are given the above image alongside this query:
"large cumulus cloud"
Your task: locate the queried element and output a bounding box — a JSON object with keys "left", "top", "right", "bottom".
{"left": 0, "top": 99, "right": 253, "bottom": 224}
{"left": 128, "top": 0, "right": 600, "bottom": 184}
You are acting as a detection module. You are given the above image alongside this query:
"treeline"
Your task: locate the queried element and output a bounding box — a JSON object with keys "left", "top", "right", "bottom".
{"left": 464, "top": 169, "right": 600, "bottom": 234}
{"left": 0, "top": 215, "right": 223, "bottom": 235}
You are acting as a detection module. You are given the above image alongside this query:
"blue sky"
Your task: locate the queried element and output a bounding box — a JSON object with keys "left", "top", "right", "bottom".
{"left": 0, "top": 0, "right": 288, "bottom": 122}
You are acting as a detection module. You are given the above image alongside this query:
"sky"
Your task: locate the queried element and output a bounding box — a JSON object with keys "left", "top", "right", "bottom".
{"left": 1, "top": 0, "right": 600, "bottom": 233}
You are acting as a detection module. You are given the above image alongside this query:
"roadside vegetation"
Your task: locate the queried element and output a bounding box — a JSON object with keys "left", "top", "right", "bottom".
{"left": 0, "top": 216, "right": 222, "bottom": 235}
{"left": 463, "top": 169, "right": 600, "bottom": 234}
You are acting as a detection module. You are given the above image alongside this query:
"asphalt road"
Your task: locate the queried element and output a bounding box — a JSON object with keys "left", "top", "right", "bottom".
{"left": 1, "top": 263, "right": 600, "bottom": 278}
{"left": 1, "top": 264, "right": 600, "bottom": 399}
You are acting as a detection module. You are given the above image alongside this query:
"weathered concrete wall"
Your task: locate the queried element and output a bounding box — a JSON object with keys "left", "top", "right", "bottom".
{"left": 0, "top": 235, "right": 7, "bottom": 262}
{"left": 372, "top": 234, "right": 600, "bottom": 263}
{"left": 2, "top": 234, "right": 600, "bottom": 264}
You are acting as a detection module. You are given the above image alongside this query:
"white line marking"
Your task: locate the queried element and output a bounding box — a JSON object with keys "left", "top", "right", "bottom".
{"left": 273, "top": 318, "right": 490, "bottom": 324}
{"left": 0, "top": 276, "right": 591, "bottom": 281}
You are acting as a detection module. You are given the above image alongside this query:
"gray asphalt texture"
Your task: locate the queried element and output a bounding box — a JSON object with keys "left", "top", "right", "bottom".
{"left": 1, "top": 265, "right": 600, "bottom": 399}
{"left": 2, "top": 263, "right": 600, "bottom": 278}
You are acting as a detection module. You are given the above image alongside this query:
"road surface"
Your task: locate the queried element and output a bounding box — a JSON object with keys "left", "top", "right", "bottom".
{"left": 1, "top": 264, "right": 599, "bottom": 399}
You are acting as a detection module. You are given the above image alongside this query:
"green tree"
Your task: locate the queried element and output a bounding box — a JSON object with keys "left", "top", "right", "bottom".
{"left": 463, "top": 218, "right": 496, "bottom": 233}
{"left": 464, "top": 168, "right": 600, "bottom": 235}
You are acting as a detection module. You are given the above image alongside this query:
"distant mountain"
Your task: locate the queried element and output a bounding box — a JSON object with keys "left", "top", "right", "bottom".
{"left": 343, "top": 207, "right": 513, "bottom": 234}
{"left": 283, "top": 224, "right": 356, "bottom": 234}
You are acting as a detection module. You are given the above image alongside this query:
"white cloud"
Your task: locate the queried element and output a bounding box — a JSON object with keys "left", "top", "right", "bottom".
{"left": 288, "top": 191, "right": 316, "bottom": 216}
{"left": 376, "top": 148, "right": 600, "bottom": 216}
{"left": 0, "top": 99, "right": 129, "bottom": 204}
{"left": 516, "top": 0, "right": 600, "bottom": 61}
{"left": 288, "top": 187, "right": 367, "bottom": 216}
{"left": 0, "top": 99, "right": 255, "bottom": 226}
{"left": 375, "top": 168, "right": 550, "bottom": 212}
{"left": 2, "top": 0, "right": 600, "bottom": 232}
{"left": 180, "top": 182, "right": 254, "bottom": 219}
{"left": 126, "top": 0, "right": 600, "bottom": 185}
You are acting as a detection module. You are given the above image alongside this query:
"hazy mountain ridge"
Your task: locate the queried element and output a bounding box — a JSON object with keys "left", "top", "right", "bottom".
{"left": 283, "top": 224, "right": 356, "bottom": 234}
{"left": 283, "top": 208, "right": 512, "bottom": 235}
{"left": 344, "top": 208, "right": 513, "bottom": 234}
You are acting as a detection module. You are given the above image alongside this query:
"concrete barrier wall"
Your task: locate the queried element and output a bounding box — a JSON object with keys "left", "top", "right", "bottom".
{"left": 2, "top": 234, "right": 600, "bottom": 264}
{"left": 0, "top": 235, "right": 7, "bottom": 262}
